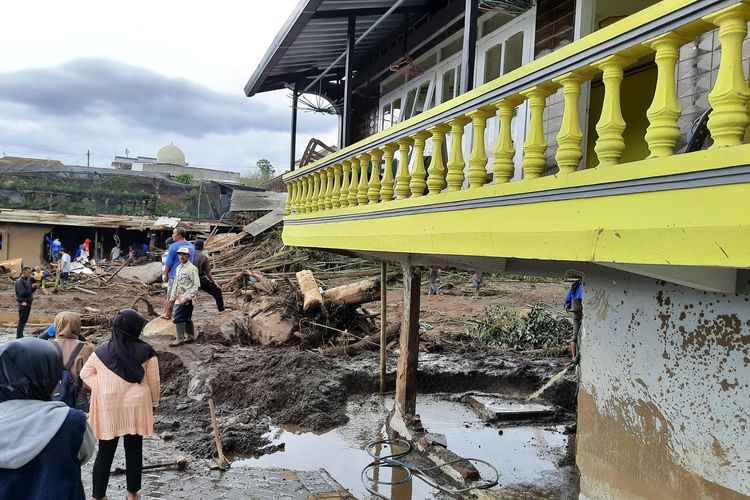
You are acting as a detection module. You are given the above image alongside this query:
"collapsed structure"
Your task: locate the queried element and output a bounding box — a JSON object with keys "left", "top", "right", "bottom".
{"left": 245, "top": 0, "right": 750, "bottom": 498}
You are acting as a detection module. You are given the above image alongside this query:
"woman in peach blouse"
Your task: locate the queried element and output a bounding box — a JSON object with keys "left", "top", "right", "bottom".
{"left": 81, "top": 309, "right": 159, "bottom": 500}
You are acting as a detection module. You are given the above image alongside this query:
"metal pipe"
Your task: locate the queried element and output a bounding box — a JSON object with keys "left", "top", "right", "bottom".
{"left": 460, "top": 0, "right": 479, "bottom": 94}
{"left": 342, "top": 15, "right": 356, "bottom": 148}
{"left": 290, "top": 87, "right": 299, "bottom": 171}
{"left": 303, "top": 0, "right": 410, "bottom": 93}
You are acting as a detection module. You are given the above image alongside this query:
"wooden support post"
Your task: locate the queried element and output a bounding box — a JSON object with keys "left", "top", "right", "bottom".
{"left": 395, "top": 263, "right": 421, "bottom": 417}
{"left": 380, "top": 261, "right": 387, "bottom": 394}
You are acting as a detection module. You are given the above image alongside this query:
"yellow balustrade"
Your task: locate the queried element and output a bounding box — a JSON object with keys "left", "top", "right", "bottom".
{"left": 324, "top": 167, "right": 334, "bottom": 209}
{"left": 332, "top": 164, "right": 342, "bottom": 208}
{"left": 426, "top": 124, "right": 449, "bottom": 194}
{"left": 395, "top": 138, "right": 413, "bottom": 199}
{"left": 304, "top": 175, "right": 314, "bottom": 213}
{"left": 644, "top": 33, "right": 687, "bottom": 158}
{"left": 381, "top": 144, "right": 397, "bottom": 201}
{"left": 593, "top": 54, "right": 634, "bottom": 167}
{"left": 521, "top": 84, "right": 556, "bottom": 179}
{"left": 357, "top": 154, "right": 370, "bottom": 205}
{"left": 368, "top": 149, "right": 383, "bottom": 203}
{"left": 466, "top": 107, "right": 495, "bottom": 188}
{"left": 284, "top": 182, "right": 293, "bottom": 215}
{"left": 492, "top": 96, "right": 523, "bottom": 183}
{"left": 705, "top": 4, "right": 750, "bottom": 148}
{"left": 409, "top": 131, "right": 430, "bottom": 196}
{"left": 340, "top": 160, "right": 351, "bottom": 208}
{"left": 315, "top": 171, "right": 326, "bottom": 211}
{"left": 312, "top": 172, "right": 322, "bottom": 212}
{"left": 553, "top": 71, "right": 589, "bottom": 173}
{"left": 349, "top": 157, "right": 361, "bottom": 206}
{"left": 447, "top": 116, "right": 471, "bottom": 191}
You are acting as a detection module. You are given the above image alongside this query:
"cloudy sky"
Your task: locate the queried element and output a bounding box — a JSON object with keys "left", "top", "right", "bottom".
{"left": 0, "top": 0, "right": 338, "bottom": 175}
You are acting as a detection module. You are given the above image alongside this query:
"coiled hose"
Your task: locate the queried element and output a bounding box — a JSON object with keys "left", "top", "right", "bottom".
{"left": 360, "top": 438, "right": 500, "bottom": 498}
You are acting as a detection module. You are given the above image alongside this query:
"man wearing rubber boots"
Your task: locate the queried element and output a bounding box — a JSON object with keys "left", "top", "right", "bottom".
{"left": 169, "top": 246, "right": 200, "bottom": 347}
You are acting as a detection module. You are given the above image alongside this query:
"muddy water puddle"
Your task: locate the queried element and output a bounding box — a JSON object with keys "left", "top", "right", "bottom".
{"left": 235, "top": 393, "right": 573, "bottom": 499}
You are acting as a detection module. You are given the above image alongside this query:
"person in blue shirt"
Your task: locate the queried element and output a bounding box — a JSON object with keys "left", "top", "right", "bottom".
{"left": 563, "top": 270, "right": 584, "bottom": 361}
{"left": 160, "top": 227, "right": 194, "bottom": 320}
{"left": 45, "top": 235, "right": 62, "bottom": 262}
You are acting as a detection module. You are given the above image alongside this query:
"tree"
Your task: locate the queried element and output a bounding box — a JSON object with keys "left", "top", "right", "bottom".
{"left": 241, "top": 158, "right": 276, "bottom": 187}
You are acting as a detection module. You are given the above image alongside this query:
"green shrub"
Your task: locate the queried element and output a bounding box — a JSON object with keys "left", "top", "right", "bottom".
{"left": 468, "top": 302, "right": 572, "bottom": 350}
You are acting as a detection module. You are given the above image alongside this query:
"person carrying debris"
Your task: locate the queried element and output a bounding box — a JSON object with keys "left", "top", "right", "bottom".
{"left": 193, "top": 240, "right": 227, "bottom": 312}
{"left": 0, "top": 338, "right": 96, "bottom": 500}
{"left": 168, "top": 246, "right": 200, "bottom": 347}
{"left": 160, "top": 227, "right": 194, "bottom": 320}
{"left": 81, "top": 309, "right": 159, "bottom": 500}
{"left": 15, "top": 266, "right": 39, "bottom": 338}
{"left": 563, "top": 270, "right": 584, "bottom": 361}
{"left": 59, "top": 248, "right": 72, "bottom": 283}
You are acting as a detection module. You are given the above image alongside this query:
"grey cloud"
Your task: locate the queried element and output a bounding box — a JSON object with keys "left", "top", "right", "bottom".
{"left": 0, "top": 58, "right": 325, "bottom": 138}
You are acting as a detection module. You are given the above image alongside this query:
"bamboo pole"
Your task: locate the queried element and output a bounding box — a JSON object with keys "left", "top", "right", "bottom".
{"left": 380, "top": 261, "right": 386, "bottom": 393}
{"left": 208, "top": 398, "right": 229, "bottom": 471}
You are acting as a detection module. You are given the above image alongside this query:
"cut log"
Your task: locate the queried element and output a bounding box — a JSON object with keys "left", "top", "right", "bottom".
{"left": 296, "top": 269, "right": 323, "bottom": 313}
{"left": 319, "top": 322, "right": 400, "bottom": 356}
{"left": 323, "top": 277, "right": 380, "bottom": 306}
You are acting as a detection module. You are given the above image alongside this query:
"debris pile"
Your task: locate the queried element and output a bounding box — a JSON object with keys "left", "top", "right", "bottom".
{"left": 467, "top": 302, "right": 572, "bottom": 351}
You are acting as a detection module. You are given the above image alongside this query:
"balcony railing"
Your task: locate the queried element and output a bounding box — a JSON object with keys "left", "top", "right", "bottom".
{"left": 282, "top": 0, "right": 749, "bottom": 218}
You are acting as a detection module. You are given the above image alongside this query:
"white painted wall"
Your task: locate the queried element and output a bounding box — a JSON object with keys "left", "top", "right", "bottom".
{"left": 581, "top": 268, "right": 750, "bottom": 496}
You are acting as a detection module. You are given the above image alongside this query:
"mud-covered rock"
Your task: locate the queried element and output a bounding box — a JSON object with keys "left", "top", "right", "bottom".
{"left": 200, "top": 311, "right": 252, "bottom": 344}
{"left": 250, "top": 310, "right": 295, "bottom": 345}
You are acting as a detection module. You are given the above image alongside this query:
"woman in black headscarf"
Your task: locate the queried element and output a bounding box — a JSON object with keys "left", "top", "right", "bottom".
{"left": 0, "top": 337, "right": 95, "bottom": 500}
{"left": 81, "top": 309, "right": 160, "bottom": 500}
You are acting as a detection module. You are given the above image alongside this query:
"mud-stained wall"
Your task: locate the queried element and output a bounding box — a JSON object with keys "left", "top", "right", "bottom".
{"left": 578, "top": 269, "right": 750, "bottom": 499}
{"left": 0, "top": 223, "right": 51, "bottom": 268}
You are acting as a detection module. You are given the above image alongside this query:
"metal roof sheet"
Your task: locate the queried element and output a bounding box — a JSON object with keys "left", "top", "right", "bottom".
{"left": 244, "top": 0, "right": 430, "bottom": 96}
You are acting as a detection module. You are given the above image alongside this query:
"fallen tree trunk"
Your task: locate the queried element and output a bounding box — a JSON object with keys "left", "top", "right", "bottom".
{"left": 323, "top": 277, "right": 380, "bottom": 306}
{"left": 318, "top": 322, "right": 400, "bottom": 356}
{"left": 296, "top": 270, "right": 323, "bottom": 313}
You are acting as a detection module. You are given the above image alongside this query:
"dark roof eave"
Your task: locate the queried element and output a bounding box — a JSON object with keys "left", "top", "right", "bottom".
{"left": 244, "top": 0, "right": 324, "bottom": 97}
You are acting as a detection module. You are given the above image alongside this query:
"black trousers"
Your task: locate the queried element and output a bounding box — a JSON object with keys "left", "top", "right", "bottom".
{"left": 200, "top": 278, "right": 225, "bottom": 311}
{"left": 92, "top": 434, "right": 143, "bottom": 497}
{"left": 16, "top": 304, "right": 31, "bottom": 338}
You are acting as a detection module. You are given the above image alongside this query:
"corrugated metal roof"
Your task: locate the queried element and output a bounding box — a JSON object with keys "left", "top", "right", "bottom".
{"left": 244, "top": 0, "right": 431, "bottom": 96}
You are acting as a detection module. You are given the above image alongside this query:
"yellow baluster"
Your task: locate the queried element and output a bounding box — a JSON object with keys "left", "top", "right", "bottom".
{"left": 427, "top": 124, "right": 449, "bottom": 194}
{"left": 381, "top": 144, "right": 397, "bottom": 201}
{"left": 466, "top": 107, "right": 495, "bottom": 188}
{"left": 284, "top": 182, "right": 293, "bottom": 215}
{"left": 446, "top": 116, "right": 471, "bottom": 191}
{"left": 409, "top": 131, "right": 430, "bottom": 197}
{"left": 357, "top": 154, "right": 370, "bottom": 205}
{"left": 368, "top": 149, "right": 382, "bottom": 204}
{"left": 395, "top": 137, "right": 413, "bottom": 199}
{"left": 323, "top": 167, "right": 334, "bottom": 209}
{"left": 705, "top": 4, "right": 750, "bottom": 148}
{"left": 298, "top": 178, "right": 307, "bottom": 214}
{"left": 644, "top": 33, "right": 687, "bottom": 157}
{"left": 317, "top": 169, "right": 328, "bottom": 211}
{"left": 305, "top": 175, "right": 314, "bottom": 213}
{"left": 552, "top": 71, "right": 588, "bottom": 173}
{"left": 311, "top": 172, "right": 321, "bottom": 212}
{"left": 520, "top": 84, "right": 556, "bottom": 179}
{"left": 340, "top": 161, "right": 351, "bottom": 208}
{"left": 348, "top": 157, "right": 360, "bottom": 206}
{"left": 492, "top": 96, "right": 522, "bottom": 183}
{"left": 592, "top": 54, "right": 634, "bottom": 166}
{"left": 332, "top": 164, "right": 342, "bottom": 208}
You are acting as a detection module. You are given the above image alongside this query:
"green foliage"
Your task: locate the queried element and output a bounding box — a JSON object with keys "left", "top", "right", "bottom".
{"left": 468, "top": 302, "right": 572, "bottom": 350}
{"left": 241, "top": 158, "right": 276, "bottom": 187}
{"left": 173, "top": 173, "right": 195, "bottom": 184}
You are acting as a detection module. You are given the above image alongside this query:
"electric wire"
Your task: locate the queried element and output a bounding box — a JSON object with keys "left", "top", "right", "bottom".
{"left": 360, "top": 438, "right": 500, "bottom": 499}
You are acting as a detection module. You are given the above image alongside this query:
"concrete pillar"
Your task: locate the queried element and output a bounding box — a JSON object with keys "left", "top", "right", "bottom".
{"left": 578, "top": 268, "right": 750, "bottom": 498}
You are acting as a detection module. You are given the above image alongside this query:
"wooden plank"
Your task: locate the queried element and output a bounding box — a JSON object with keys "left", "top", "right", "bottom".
{"left": 395, "top": 263, "right": 421, "bottom": 417}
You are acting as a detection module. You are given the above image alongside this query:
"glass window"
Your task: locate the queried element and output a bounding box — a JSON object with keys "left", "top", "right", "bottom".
{"left": 484, "top": 44, "right": 503, "bottom": 83}
{"left": 441, "top": 68, "right": 456, "bottom": 103}
{"left": 413, "top": 82, "right": 430, "bottom": 115}
{"left": 392, "top": 98, "right": 402, "bottom": 124}
{"left": 382, "top": 103, "right": 392, "bottom": 130}
{"left": 504, "top": 31, "right": 524, "bottom": 74}
{"left": 440, "top": 37, "right": 463, "bottom": 60}
{"left": 403, "top": 88, "right": 417, "bottom": 120}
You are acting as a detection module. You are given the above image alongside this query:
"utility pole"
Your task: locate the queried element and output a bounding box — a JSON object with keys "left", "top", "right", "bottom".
{"left": 87, "top": 149, "right": 91, "bottom": 167}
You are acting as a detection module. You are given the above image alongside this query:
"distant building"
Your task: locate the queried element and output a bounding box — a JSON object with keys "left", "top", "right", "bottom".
{"left": 112, "top": 144, "right": 241, "bottom": 183}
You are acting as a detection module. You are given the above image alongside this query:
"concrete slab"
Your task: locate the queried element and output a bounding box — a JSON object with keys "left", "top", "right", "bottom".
{"left": 465, "top": 395, "right": 556, "bottom": 422}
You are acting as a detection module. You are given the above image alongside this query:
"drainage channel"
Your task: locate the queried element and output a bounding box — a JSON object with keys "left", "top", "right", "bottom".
{"left": 234, "top": 393, "right": 574, "bottom": 499}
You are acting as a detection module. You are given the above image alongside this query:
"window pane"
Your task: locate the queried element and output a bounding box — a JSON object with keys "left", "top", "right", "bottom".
{"left": 382, "top": 104, "right": 392, "bottom": 130}
{"left": 484, "top": 44, "right": 503, "bottom": 83}
{"left": 392, "top": 99, "right": 402, "bottom": 124}
{"left": 440, "top": 37, "right": 463, "bottom": 60}
{"left": 403, "top": 88, "right": 417, "bottom": 119}
{"left": 441, "top": 68, "right": 456, "bottom": 103}
{"left": 503, "top": 32, "right": 524, "bottom": 74}
{"left": 413, "top": 82, "right": 430, "bottom": 115}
